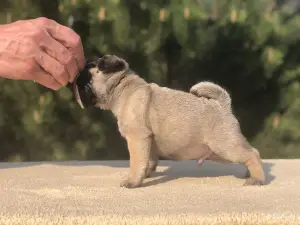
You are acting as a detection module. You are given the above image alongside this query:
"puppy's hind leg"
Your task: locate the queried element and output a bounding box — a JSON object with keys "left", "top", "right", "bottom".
{"left": 242, "top": 148, "right": 262, "bottom": 178}
{"left": 207, "top": 136, "right": 265, "bottom": 186}
{"left": 207, "top": 153, "right": 251, "bottom": 179}
{"left": 197, "top": 151, "right": 231, "bottom": 167}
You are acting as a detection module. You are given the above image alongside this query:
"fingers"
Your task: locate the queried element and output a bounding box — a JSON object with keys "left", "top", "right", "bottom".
{"left": 41, "top": 18, "right": 85, "bottom": 72}
{"left": 35, "top": 51, "right": 69, "bottom": 86}
{"left": 32, "top": 69, "right": 62, "bottom": 90}
{"left": 1, "top": 17, "right": 83, "bottom": 90}
{"left": 41, "top": 33, "right": 79, "bottom": 83}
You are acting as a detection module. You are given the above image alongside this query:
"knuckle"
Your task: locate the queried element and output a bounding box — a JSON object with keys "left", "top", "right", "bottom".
{"left": 72, "top": 35, "right": 82, "bottom": 47}
{"left": 29, "top": 28, "right": 45, "bottom": 41}
{"left": 35, "top": 17, "right": 52, "bottom": 26}
{"left": 63, "top": 26, "right": 82, "bottom": 46}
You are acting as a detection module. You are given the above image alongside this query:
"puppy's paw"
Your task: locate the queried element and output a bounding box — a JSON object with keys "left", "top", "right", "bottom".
{"left": 120, "top": 178, "right": 142, "bottom": 189}
{"left": 243, "top": 178, "right": 264, "bottom": 186}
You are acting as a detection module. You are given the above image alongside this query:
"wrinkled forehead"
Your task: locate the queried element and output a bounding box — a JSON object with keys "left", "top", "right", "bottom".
{"left": 97, "top": 55, "right": 128, "bottom": 74}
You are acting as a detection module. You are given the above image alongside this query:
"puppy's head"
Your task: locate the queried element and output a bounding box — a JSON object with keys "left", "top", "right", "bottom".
{"left": 72, "top": 55, "right": 129, "bottom": 109}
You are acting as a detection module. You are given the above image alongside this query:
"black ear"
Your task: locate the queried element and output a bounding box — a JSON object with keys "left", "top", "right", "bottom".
{"left": 97, "top": 55, "right": 127, "bottom": 74}
{"left": 111, "top": 60, "right": 126, "bottom": 72}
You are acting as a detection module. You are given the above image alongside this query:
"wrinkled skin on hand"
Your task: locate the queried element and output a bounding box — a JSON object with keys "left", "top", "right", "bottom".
{"left": 0, "top": 17, "right": 85, "bottom": 90}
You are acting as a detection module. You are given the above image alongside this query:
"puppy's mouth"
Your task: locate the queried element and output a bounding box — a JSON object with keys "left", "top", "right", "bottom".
{"left": 72, "top": 61, "right": 97, "bottom": 109}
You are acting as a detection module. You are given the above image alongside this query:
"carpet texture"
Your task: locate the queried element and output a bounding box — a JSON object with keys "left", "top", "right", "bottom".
{"left": 0, "top": 160, "right": 299, "bottom": 225}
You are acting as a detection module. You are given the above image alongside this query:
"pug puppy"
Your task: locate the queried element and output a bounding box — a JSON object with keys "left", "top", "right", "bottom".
{"left": 72, "top": 54, "right": 265, "bottom": 188}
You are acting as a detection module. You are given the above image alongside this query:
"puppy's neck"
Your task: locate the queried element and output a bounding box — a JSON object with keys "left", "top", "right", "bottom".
{"left": 109, "top": 73, "right": 147, "bottom": 118}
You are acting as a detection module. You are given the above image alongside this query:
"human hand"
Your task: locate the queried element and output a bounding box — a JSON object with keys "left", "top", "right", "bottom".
{"left": 0, "top": 17, "right": 85, "bottom": 90}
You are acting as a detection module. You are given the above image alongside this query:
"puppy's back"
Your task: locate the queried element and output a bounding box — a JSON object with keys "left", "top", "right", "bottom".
{"left": 148, "top": 83, "right": 221, "bottom": 139}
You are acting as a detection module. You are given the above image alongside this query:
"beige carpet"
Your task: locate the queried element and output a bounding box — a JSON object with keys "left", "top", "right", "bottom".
{"left": 0, "top": 160, "right": 299, "bottom": 225}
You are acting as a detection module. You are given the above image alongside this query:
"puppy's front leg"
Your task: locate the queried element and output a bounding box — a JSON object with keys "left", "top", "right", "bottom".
{"left": 120, "top": 136, "right": 151, "bottom": 188}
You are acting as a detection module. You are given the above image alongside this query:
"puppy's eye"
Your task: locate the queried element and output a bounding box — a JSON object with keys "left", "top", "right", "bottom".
{"left": 97, "top": 59, "right": 105, "bottom": 69}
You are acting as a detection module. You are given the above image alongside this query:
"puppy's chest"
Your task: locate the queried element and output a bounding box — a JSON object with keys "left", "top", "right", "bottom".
{"left": 117, "top": 121, "right": 128, "bottom": 137}
{"left": 117, "top": 119, "right": 151, "bottom": 138}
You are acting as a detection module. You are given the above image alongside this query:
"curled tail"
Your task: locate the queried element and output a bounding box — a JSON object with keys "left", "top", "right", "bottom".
{"left": 190, "top": 81, "right": 232, "bottom": 111}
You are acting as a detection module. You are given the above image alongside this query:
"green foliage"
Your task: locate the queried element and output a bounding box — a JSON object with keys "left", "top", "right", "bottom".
{"left": 0, "top": 0, "right": 300, "bottom": 161}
